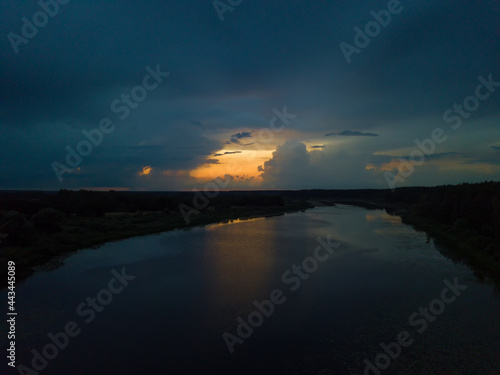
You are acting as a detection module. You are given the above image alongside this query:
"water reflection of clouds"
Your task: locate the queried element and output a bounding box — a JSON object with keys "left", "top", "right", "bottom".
{"left": 366, "top": 211, "right": 402, "bottom": 225}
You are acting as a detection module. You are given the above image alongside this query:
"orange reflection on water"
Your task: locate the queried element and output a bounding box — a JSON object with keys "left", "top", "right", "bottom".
{"left": 365, "top": 211, "right": 402, "bottom": 225}
{"left": 200, "top": 218, "right": 279, "bottom": 313}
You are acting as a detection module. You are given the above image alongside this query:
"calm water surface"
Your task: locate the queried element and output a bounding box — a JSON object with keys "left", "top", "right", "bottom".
{"left": 3, "top": 205, "right": 500, "bottom": 374}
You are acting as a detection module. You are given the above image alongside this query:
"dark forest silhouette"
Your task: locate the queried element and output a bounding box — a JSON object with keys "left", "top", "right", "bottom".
{"left": 1, "top": 181, "right": 499, "bottom": 287}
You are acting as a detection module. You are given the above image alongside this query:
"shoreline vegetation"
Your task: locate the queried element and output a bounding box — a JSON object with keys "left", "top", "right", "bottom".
{"left": 1, "top": 181, "right": 499, "bottom": 288}
{"left": 0, "top": 192, "right": 314, "bottom": 286}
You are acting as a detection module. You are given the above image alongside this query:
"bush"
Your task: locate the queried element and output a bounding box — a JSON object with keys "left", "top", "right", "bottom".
{"left": 0, "top": 211, "right": 34, "bottom": 245}
{"left": 32, "top": 208, "right": 65, "bottom": 233}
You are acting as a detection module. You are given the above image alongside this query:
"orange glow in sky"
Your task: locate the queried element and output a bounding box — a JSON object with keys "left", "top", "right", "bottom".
{"left": 139, "top": 166, "right": 152, "bottom": 176}
{"left": 190, "top": 149, "right": 274, "bottom": 181}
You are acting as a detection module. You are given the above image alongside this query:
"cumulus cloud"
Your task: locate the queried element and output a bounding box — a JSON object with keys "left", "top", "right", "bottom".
{"left": 258, "top": 141, "right": 311, "bottom": 188}
{"left": 257, "top": 140, "right": 381, "bottom": 189}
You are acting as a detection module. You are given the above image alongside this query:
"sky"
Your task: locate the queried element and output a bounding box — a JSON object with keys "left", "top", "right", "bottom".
{"left": 1, "top": 0, "right": 499, "bottom": 191}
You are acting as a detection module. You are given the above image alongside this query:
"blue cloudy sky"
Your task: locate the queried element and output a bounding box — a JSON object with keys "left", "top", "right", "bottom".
{"left": 1, "top": 0, "right": 499, "bottom": 190}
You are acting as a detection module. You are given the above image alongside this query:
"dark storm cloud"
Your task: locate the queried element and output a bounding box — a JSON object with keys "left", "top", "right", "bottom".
{"left": 325, "top": 131, "right": 379, "bottom": 137}
{"left": 373, "top": 152, "right": 500, "bottom": 167}
{"left": 191, "top": 121, "right": 207, "bottom": 130}
{"left": 226, "top": 132, "right": 253, "bottom": 145}
{"left": 213, "top": 151, "right": 242, "bottom": 157}
{"left": 460, "top": 154, "right": 500, "bottom": 166}
{"left": 1, "top": 0, "right": 499, "bottom": 189}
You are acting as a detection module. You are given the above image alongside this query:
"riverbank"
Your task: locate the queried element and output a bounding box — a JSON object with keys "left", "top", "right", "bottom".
{"left": 328, "top": 199, "right": 500, "bottom": 289}
{"left": 0, "top": 200, "right": 313, "bottom": 288}
{"left": 2, "top": 183, "right": 499, "bottom": 289}
{"left": 400, "top": 211, "right": 500, "bottom": 288}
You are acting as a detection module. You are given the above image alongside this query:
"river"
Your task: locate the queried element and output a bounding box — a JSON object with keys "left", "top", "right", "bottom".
{"left": 4, "top": 205, "right": 500, "bottom": 374}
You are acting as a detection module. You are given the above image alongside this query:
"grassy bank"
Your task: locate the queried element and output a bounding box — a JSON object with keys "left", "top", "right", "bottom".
{"left": 400, "top": 210, "right": 500, "bottom": 288}
{"left": 0, "top": 200, "right": 313, "bottom": 288}
{"left": 325, "top": 200, "right": 500, "bottom": 288}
